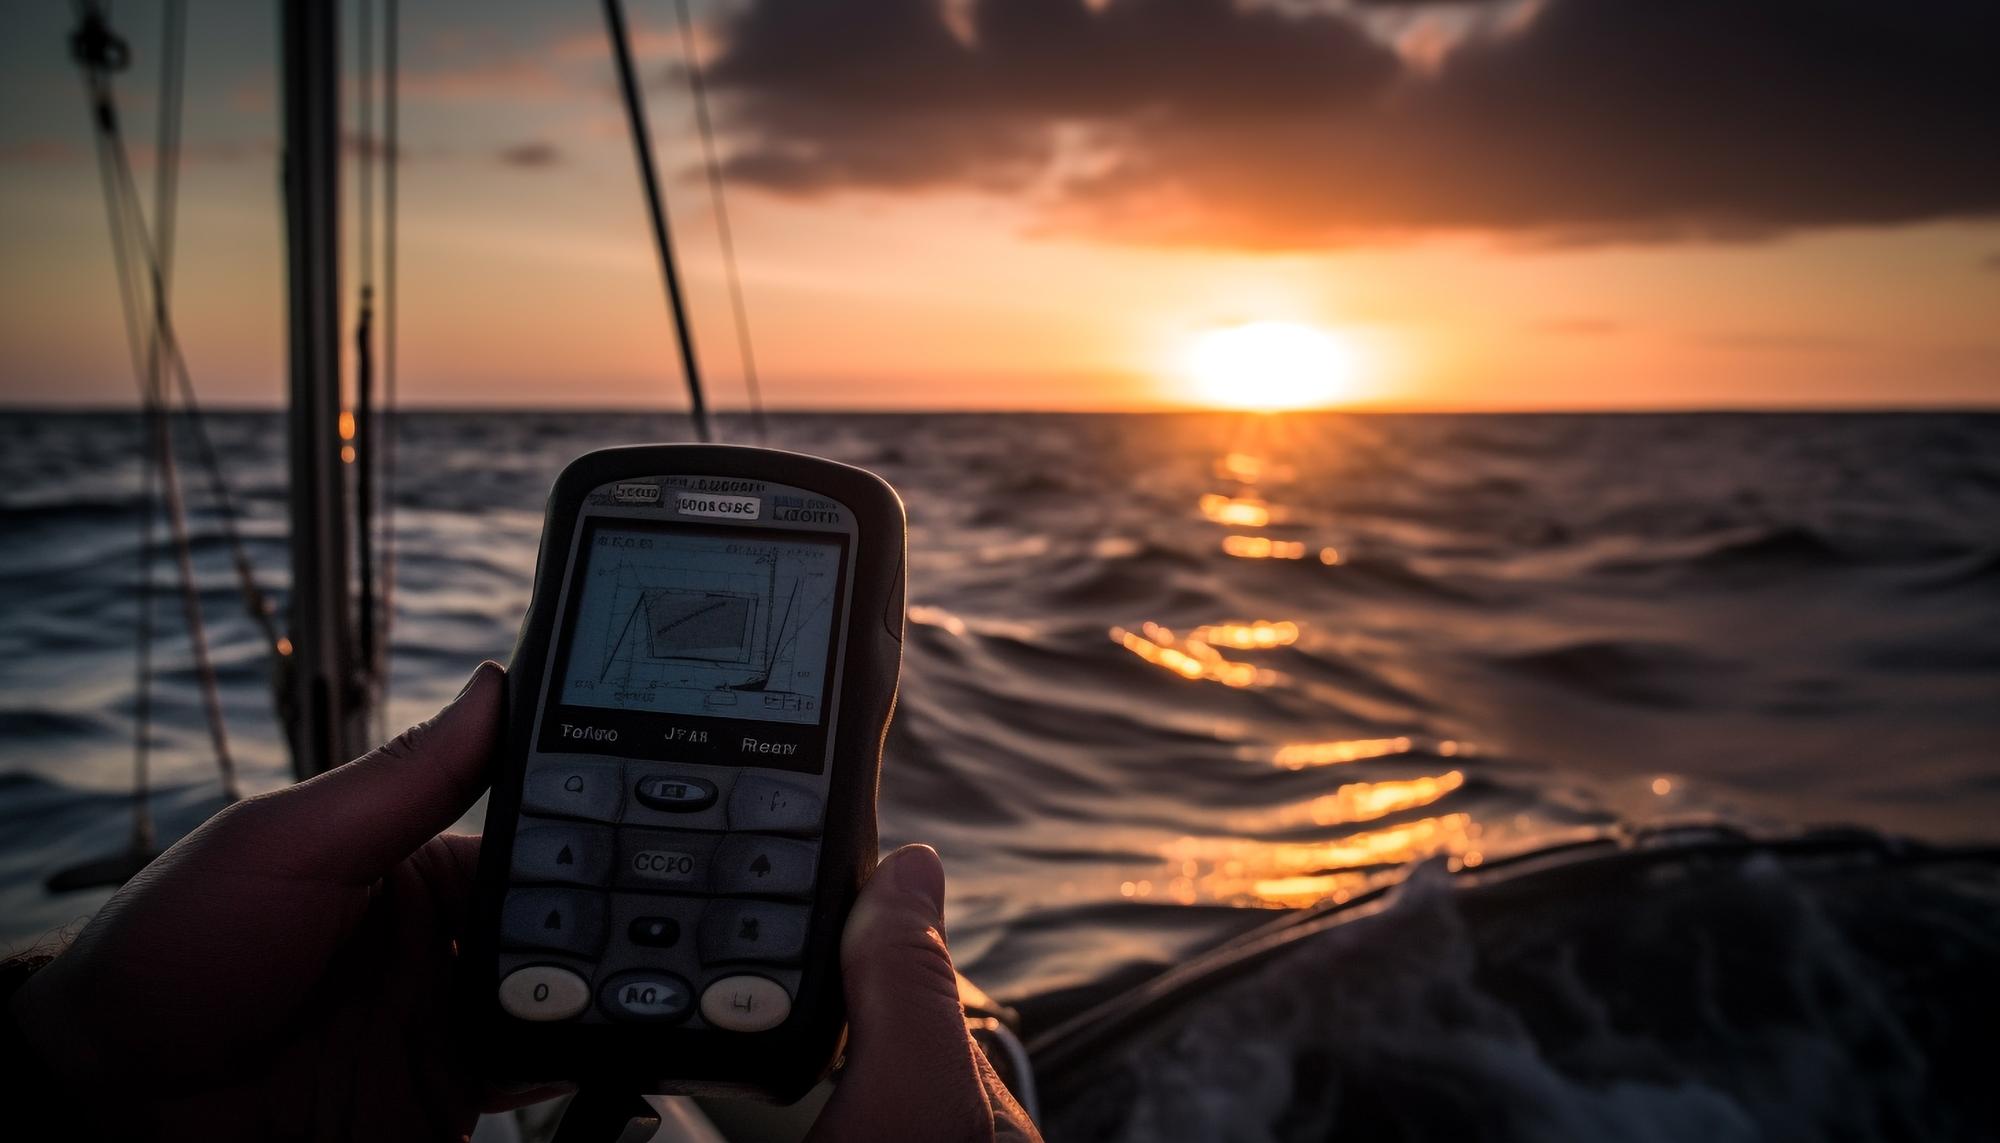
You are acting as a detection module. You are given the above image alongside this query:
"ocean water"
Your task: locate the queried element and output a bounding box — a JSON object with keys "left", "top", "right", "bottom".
{"left": 3, "top": 411, "right": 1998, "bottom": 1137}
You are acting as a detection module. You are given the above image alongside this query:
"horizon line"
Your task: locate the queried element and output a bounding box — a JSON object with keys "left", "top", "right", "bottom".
{"left": 5, "top": 402, "right": 1997, "bottom": 417}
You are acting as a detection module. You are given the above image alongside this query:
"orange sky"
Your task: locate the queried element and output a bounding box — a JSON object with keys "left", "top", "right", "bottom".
{"left": 2, "top": 0, "right": 1996, "bottom": 411}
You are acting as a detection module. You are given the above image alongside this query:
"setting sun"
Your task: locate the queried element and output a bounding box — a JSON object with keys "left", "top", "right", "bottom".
{"left": 1184, "top": 322, "right": 1360, "bottom": 412}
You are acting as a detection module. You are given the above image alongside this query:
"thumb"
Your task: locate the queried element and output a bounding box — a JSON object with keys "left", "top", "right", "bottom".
{"left": 219, "top": 661, "right": 505, "bottom": 883}
{"left": 813, "top": 845, "right": 991, "bottom": 1142}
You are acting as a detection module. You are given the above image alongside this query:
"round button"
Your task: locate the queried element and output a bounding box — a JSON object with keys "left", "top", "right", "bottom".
{"left": 634, "top": 774, "right": 717, "bottom": 812}
{"left": 629, "top": 916, "right": 680, "bottom": 947}
{"left": 700, "top": 975, "right": 792, "bottom": 1032}
{"left": 601, "top": 971, "right": 694, "bottom": 1023}
{"left": 499, "top": 965, "right": 590, "bottom": 1022}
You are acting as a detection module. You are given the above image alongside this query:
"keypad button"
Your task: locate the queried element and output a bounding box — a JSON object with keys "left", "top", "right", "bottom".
{"left": 700, "top": 975, "right": 792, "bottom": 1032}
{"left": 499, "top": 965, "right": 591, "bottom": 1022}
{"left": 713, "top": 835, "right": 819, "bottom": 898}
{"left": 511, "top": 823, "right": 613, "bottom": 887}
{"left": 616, "top": 829, "right": 721, "bottom": 890}
{"left": 727, "top": 775, "right": 825, "bottom": 835}
{"left": 699, "top": 899, "right": 810, "bottom": 964}
{"left": 628, "top": 916, "right": 682, "bottom": 948}
{"left": 522, "top": 759, "right": 623, "bottom": 821}
{"left": 500, "top": 889, "right": 607, "bottom": 956}
{"left": 600, "top": 970, "right": 695, "bottom": 1023}
{"left": 632, "top": 773, "right": 718, "bottom": 813}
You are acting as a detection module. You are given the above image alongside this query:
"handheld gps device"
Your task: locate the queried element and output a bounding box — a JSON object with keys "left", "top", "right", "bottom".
{"left": 463, "top": 445, "right": 905, "bottom": 1102}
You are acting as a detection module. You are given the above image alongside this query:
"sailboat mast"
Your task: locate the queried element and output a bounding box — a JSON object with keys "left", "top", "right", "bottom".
{"left": 281, "top": 0, "right": 370, "bottom": 777}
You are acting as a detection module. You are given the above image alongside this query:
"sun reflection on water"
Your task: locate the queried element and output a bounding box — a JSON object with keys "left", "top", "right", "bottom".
{"left": 1221, "top": 534, "right": 1305, "bottom": 559}
{"left": 1188, "top": 620, "right": 1299, "bottom": 649}
{"left": 1198, "top": 493, "right": 1275, "bottom": 527}
{"left": 1110, "top": 621, "right": 1281, "bottom": 688}
{"left": 1283, "top": 771, "right": 1466, "bottom": 827}
{"left": 1162, "top": 813, "right": 1478, "bottom": 908}
{"left": 1214, "top": 452, "right": 1296, "bottom": 485}
{"left": 1270, "top": 736, "right": 1413, "bottom": 769}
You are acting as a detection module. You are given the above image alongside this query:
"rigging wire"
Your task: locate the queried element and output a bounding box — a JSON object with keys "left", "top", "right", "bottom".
{"left": 603, "top": 0, "right": 713, "bottom": 442}
{"left": 138, "top": 0, "right": 242, "bottom": 801}
{"left": 72, "top": 0, "right": 160, "bottom": 849}
{"left": 72, "top": 0, "right": 255, "bottom": 815}
{"left": 379, "top": 0, "right": 401, "bottom": 711}
{"left": 355, "top": 0, "right": 383, "bottom": 738}
{"left": 672, "top": 0, "right": 766, "bottom": 442}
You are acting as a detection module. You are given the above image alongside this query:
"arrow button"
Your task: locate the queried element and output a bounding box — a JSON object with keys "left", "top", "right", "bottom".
{"left": 713, "top": 836, "right": 818, "bottom": 898}
{"left": 510, "top": 823, "right": 612, "bottom": 887}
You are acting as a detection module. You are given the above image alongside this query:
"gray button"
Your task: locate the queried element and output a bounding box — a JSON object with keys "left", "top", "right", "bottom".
{"left": 713, "top": 835, "right": 818, "bottom": 898}
{"left": 501, "top": 889, "right": 607, "bottom": 956}
{"left": 727, "top": 775, "right": 824, "bottom": 835}
{"left": 700, "top": 975, "right": 792, "bottom": 1033}
{"left": 632, "top": 773, "right": 718, "bottom": 813}
{"left": 499, "top": 965, "right": 591, "bottom": 1022}
{"left": 522, "top": 759, "right": 623, "bottom": 821}
{"left": 627, "top": 915, "right": 681, "bottom": 947}
{"left": 615, "top": 829, "right": 721, "bottom": 890}
{"left": 599, "top": 970, "right": 694, "bottom": 1023}
{"left": 511, "top": 822, "right": 613, "bottom": 887}
{"left": 699, "top": 899, "right": 810, "bottom": 964}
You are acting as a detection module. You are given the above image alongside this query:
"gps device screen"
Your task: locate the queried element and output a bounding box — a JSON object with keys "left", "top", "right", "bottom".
{"left": 539, "top": 519, "right": 851, "bottom": 773}
{"left": 559, "top": 524, "right": 843, "bottom": 724}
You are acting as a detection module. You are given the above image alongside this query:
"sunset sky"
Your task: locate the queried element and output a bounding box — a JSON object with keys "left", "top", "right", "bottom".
{"left": 2, "top": 0, "right": 1996, "bottom": 411}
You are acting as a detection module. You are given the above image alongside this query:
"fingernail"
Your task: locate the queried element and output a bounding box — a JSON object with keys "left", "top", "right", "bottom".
{"left": 452, "top": 661, "right": 496, "bottom": 703}
{"left": 890, "top": 844, "right": 946, "bottom": 918}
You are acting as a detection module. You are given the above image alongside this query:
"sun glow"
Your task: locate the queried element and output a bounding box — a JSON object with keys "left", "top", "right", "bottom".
{"left": 1185, "top": 321, "right": 1359, "bottom": 411}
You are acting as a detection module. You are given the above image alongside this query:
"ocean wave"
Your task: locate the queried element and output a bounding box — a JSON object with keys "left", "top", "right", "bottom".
{"left": 1042, "top": 850, "right": 2000, "bottom": 1142}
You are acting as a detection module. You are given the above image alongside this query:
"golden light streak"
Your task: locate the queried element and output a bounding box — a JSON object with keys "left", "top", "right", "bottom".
{"left": 1296, "top": 772, "right": 1465, "bottom": 826}
{"left": 1214, "top": 452, "right": 1295, "bottom": 485}
{"left": 1188, "top": 620, "right": 1299, "bottom": 649}
{"left": 1198, "top": 493, "right": 1273, "bottom": 527}
{"left": 1271, "top": 736, "right": 1413, "bottom": 770}
{"left": 1110, "top": 622, "right": 1275, "bottom": 688}
{"left": 1163, "top": 812, "right": 1477, "bottom": 908}
{"left": 1222, "top": 535, "right": 1306, "bottom": 560}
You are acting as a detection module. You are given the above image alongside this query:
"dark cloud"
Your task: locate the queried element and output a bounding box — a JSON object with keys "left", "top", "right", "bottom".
{"left": 707, "top": 0, "right": 2000, "bottom": 247}
{"left": 497, "top": 141, "right": 562, "bottom": 169}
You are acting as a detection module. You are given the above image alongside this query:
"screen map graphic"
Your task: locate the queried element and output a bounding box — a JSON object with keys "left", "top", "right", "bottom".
{"left": 559, "top": 526, "right": 843, "bottom": 725}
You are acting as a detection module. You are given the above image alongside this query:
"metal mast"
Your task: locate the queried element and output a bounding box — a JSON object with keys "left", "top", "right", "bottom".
{"left": 603, "top": 0, "right": 712, "bottom": 442}
{"left": 281, "top": 0, "right": 370, "bottom": 777}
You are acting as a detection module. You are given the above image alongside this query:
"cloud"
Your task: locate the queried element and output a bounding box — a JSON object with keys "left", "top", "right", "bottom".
{"left": 706, "top": 0, "right": 2000, "bottom": 248}
{"left": 497, "top": 141, "right": 563, "bottom": 169}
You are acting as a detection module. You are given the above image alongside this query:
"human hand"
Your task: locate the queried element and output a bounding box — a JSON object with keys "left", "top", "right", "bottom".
{"left": 809, "top": 844, "right": 1041, "bottom": 1142}
{"left": 9, "top": 662, "right": 529, "bottom": 1140}
{"left": 10, "top": 662, "right": 1039, "bottom": 1141}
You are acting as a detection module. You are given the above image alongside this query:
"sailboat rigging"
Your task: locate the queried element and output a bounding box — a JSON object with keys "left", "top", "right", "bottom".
{"left": 50, "top": 0, "right": 765, "bottom": 886}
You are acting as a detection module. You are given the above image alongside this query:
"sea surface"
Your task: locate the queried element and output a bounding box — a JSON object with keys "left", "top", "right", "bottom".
{"left": 3, "top": 411, "right": 1998, "bottom": 1138}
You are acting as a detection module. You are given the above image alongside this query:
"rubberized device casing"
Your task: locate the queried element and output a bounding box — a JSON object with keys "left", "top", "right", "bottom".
{"left": 460, "top": 445, "right": 905, "bottom": 1102}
